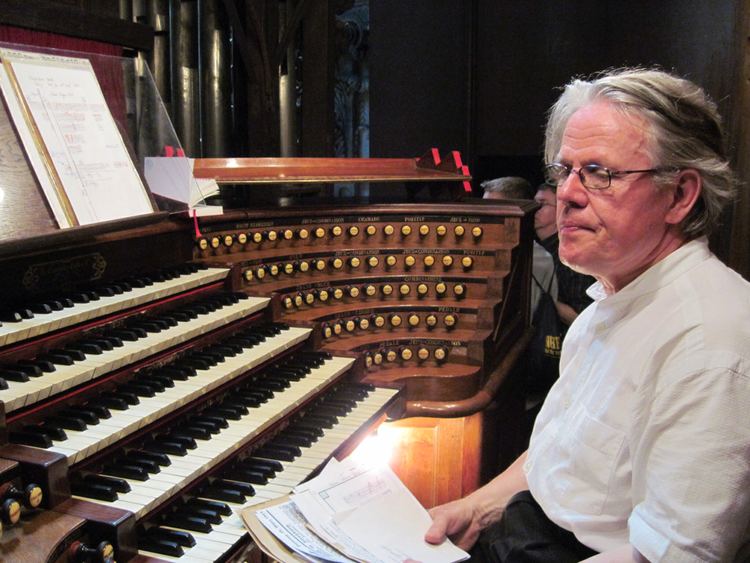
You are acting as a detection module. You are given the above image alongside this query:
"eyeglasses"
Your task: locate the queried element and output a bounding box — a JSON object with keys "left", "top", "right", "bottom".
{"left": 544, "top": 162, "right": 666, "bottom": 190}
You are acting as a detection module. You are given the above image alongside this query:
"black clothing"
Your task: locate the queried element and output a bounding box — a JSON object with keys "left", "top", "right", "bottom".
{"left": 469, "top": 491, "right": 598, "bottom": 563}
{"left": 539, "top": 234, "right": 595, "bottom": 315}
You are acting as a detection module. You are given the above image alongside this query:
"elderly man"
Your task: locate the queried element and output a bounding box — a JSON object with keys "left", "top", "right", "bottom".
{"left": 425, "top": 68, "right": 750, "bottom": 562}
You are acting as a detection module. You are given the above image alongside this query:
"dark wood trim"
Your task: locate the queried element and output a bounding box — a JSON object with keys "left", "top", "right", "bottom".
{"left": 729, "top": 0, "right": 750, "bottom": 280}
{"left": 0, "top": 0, "right": 154, "bottom": 52}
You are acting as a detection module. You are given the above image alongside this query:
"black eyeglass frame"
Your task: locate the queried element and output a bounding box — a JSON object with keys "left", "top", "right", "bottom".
{"left": 543, "top": 162, "right": 670, "bottom": 190}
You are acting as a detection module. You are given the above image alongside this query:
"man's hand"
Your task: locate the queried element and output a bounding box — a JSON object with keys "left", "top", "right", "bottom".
{"left": 424, "top": 496, "right": 482, "bottom": 551}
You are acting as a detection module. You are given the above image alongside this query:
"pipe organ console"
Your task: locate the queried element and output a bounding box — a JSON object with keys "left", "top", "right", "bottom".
{"left": 0, "top": 146, "right": 533, "bottom": 563}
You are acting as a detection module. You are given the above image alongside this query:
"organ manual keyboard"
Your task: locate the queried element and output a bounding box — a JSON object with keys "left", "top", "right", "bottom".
{"left": 0, "top": 214, "right": 403, "bottom": 562}
{"left": 0, "top": 155, "right": 533, "bottom": 561}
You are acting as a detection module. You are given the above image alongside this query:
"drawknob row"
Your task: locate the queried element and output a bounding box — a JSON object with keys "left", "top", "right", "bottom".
{"left": 282, "top": 282, "right": 466, "bottom": 309}
{"left": 365, "top": 345, "right": 450, "bottom": 366}
{"left": 245, "top": 254, "right": 476, "bottom": 281}
{"left": 321, "top": 312, "right": 459, "bottom": 337}
{"left": 198, "top": 223, "right": 484, "bottom": 250}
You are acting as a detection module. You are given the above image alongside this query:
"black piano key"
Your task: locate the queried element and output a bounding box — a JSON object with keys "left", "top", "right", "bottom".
{"left": 132, "top": 376, "right": 165, "bottom": 393}
{"left": 186, "top": 498, "right": 231, "bottom": 517}
{"left": 179, "top": 425, "right": 212, "bottom": 440}
{"left": 59, "top": 408, "right": 99, "bottom": 425}
{"left": 189, "top": 353, "right": 219, "bottom": 367}
{"left": 285, "top": 428, "right": 321, "bottom": 443}
{"left": 254, "top": 444, "right": 298, "bottom": 462}
{"left": 84, "top": 404, "right": 111, "bottom": 419}
{"left": 179, "top": 357, "right": 211, "bottom": 371}
{"left": 47, "top": 415, "right": 87, "bottom": 431}
{"left": 200, "top": 486, "right": 246, "bottom": 504}
{"left": 118, "top": 383, "right": 156, "bottom": 398}
{"left": 130, "top": 321, "right": 163, "bottom": 333}
{"left": 220, "top": 400, "right": 250, "bottom": 415}
{"left": 139, "top": 536, "right": 184, "bottom": 557}
{"left": 163, "top": 434, "right": 197, "bottom": 450}
{"left": 147, "top": 527, "right": 195, "bottom": 547}
{"left": 193, "top": 415, "right": 228, "bottom": 429}
{"left": 99, "top": 335, "right": 123, "bottom": 348}
{"left": 0, "top": 368, "right": 29, "bottom": 382}
{"left": 293, "top": 420, "right": 325, "bottom": 436}
{"left": 245, "top": 458, "right": 283, "bottom": 474}
{"left": 160, "top": 365, "right": 197, "bottom": 379}
{"left": 72, "top": 481, "right": 118, "bottom": 502}
{"left": 129, "top": 449, "right": 171, "bottom": 467}
{"left": 59, "top": 348, "right": 86, "bottom": 361}
{"left": 186, "top": 421, "right": 221, "bottom": 436}
{"left": 166, "top": 311, "right": 191, "bottom": 322}
{"left": 87, "top": 339, "right": 113, "bottom": 352}
{"left": 184, "top": 506, "right": 222, "bottom": 525}
{"left": 35, "top": 423, "right": 68, "bottom": 441}
{"left": 301, "top": 414, "right": 337, "bottom": 429}
{"left": 138, "top": 372, "right": 174, "bottom": 389}
{"left": 161, "top": 514, "right": 212, "bottom": 533}
{"left": 0, "top": 378, "right": 7, "bottom": 390}
{"left": 66, "top": 342, "right": 102, "bottom": 356}
{"left": 99, "top": 393, "right": 133, "bottom": 410}
{"left": 19, "top": 358, "right": 55, "bottom": 373}
{"left": 38, "top": 352, "right": 74, "bottom": 366}
{"left": 215, "top": 479, "right": 254, "bottom": 497}
{"left": 0, "top": 309, "right": 33, "bottom": 322}
{"left": 122, "top": 455, "right": 161, "bottom": 474}
{"left": 276, "top": 434, "right": 313, "bottom": 448}
{"left": 84, "top": 474, "right": 131, "bottom": 493}
{"left": 13, "top": 362, "right": 43, "bottom": 377}
{"left": 204, "top": 406, "right": 245, "bottom": 420}
{"left": 71, "top": 292, "right": 91, "bottom": 304}
{"left": 101, "top": 463, "right": 149, "bottom": 481}
{"left": 30, "top": 302, "right": 53, "bottom": 314}
{"left": 107, "top": 328, "right": 141, "bottom": 342}
{"left": 312, "top": 406, "right": 346, "bottom": 419}
{"left": 156, "top": 316, "right": 178, "bottom": 328}
{"left": 207, "top": 345, "right": 237, "bottom": 358}
{"left": 224, "top": 467, "right": 268, "bottom": 485}
{"left": 145, "top": 439, "right": 186, "bottom": 457}
{"left": 9, "top": 429, "right": 52, "bottom": 448}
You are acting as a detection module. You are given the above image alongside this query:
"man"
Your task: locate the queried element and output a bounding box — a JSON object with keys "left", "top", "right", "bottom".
{"left": 481, "top": 176, "right": 535, "bottom": 200}
{"left": 482, "top": 176, "right": 557, "bottom": 314}
{"left": 424, "top": 68, "right": 750, "bottom": 562}
{"left": 534, "top": 183, "right": 594, "bottom": 324}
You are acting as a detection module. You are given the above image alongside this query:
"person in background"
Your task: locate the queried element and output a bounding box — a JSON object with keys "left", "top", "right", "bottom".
{"left": 535, "top": 183, "right": 595, "bottom": 324}
{"left": 481, "top": 176, "right": 535, "bottom": 200}
{"left": 424, "top": 67, "right": 750, "bottom": 562}
{"left": 482, "top": 176, "right": 557, "bottom": 314}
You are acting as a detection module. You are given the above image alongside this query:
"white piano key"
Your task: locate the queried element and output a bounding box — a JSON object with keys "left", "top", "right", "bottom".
{"left": 74, "top": 356, "right": 355, "bottom": 519}
{"left": 0, "top": 268, "right": 230, "bottom": 348}
{"left": 0, "top": 296, "right": 271, "bottom": 413}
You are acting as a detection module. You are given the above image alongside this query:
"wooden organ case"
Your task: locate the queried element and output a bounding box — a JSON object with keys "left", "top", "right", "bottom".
{"left": 0, "top": 152, "right": 534, "bottom": 562}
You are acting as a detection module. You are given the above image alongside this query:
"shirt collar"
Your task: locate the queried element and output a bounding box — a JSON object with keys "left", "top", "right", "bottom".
{"left": 586, "top": 237, "right": 711, "bottom": 304}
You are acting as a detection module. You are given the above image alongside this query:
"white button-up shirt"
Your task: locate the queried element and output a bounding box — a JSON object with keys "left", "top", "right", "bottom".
{"left": 525, "top": 238, "right": 750, "bottom": 562}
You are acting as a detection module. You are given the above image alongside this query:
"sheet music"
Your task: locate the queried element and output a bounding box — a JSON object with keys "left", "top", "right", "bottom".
{"left": 0, "top": 48, "right": 153, "bottom": 226}
{"left": 252, "top": 457, "right": 469, "bottom": 563}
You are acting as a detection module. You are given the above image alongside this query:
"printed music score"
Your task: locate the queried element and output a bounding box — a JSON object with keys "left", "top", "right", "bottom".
{"left": 0, "top": 48, "right": 153, "bottom": 227}
{"left": 242, "top": 456, "right": 469, "bottom": 563}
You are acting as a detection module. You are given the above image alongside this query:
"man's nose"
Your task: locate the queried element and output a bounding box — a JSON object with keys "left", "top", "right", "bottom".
{"left": 556, "top": 171, "right": 588, "bottom": 208}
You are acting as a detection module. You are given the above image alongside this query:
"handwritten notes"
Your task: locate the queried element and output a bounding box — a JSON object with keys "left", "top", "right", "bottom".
{"left": 0, "top": 48, "right": 153, "bottom": 227}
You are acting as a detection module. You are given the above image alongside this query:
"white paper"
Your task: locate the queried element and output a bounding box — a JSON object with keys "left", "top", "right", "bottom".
{"left": 278, "top": 457, "right": 469, "bottom": 563}
{"left": 0, "top": 48, "right": 153, "bottom": 226}
{"left": 256, "top": 500, "right": 355, "bottom": 563}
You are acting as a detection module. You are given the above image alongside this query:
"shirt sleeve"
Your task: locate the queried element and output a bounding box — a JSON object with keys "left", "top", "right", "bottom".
{"left": 628, "top": 359, "right": 750, "bottom": 562}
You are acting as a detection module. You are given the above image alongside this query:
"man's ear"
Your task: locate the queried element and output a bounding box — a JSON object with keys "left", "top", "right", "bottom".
{"left": 665, "top": 169, "right": 702, "bottom": 225}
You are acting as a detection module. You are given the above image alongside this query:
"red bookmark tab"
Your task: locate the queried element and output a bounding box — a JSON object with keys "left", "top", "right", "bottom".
{"left": 192, "top": 209, "right": 202, "bottom": 238}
